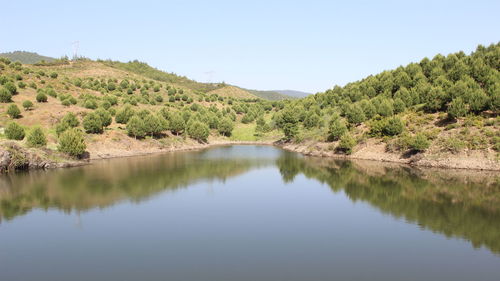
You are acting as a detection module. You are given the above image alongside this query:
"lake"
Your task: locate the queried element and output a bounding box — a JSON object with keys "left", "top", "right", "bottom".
{"left": 0, "top": 145, "right": 499, "bottom": 281}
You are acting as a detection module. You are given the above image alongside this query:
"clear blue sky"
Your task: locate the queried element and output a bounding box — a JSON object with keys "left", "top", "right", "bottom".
{"left": 2, "top": 0, "right": 499, "bottom": 93}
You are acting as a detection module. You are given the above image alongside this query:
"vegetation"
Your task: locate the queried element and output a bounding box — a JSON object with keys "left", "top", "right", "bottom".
{"left": 27, "top": 127, "right": 47, "bottom": 147}
{"left": 5, "top": 122, "right": 25, "bottom": 140}
{"left": 58, "top": 128, "right": 86, "bottom": 157}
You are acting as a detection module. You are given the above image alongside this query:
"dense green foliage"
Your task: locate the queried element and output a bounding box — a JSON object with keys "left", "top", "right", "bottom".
{"left": 58, "top": 128, "right": 86, "bottom": 157}
{"left": 6, "top": 104, "right": 21, "bottom": 118}
{"left": 27, "top": 127, "right": 47, "bottom": 147}
{"left": 5, "top": 122, "right": 25, "bottom": 140}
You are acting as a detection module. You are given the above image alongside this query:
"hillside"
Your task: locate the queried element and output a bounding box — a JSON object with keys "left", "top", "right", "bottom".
{"left": 273, "top": 89, "right": 311, "bottom": 98}
{"left": 0, "top": 51, "right": 56, "bottom": 64}
{"left": 274, "top": 42, "right": 499, "bottom": 170}
{"left": 0, "top": 57, "right": 284, "bottom": 169}
{"left": 246, "top": 89, "right": 291, "bottom": 100}
{"left": 0, "top": 42, "right": 498, "bottom": 171}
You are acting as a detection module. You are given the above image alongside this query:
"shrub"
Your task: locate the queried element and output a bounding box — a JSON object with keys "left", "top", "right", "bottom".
{"left": 447, "top": 97, "right": 468, "bottom": 119}
{"left": 27, "top": 127, "right": 47, "bottom": 147}
{"left": 188, "top": 121, "right": 209, "bottom": 142}
{"left": 304, "top": 113, "right": 320, "bottom": 128}
{"left": 18, "top": 81, "right": 26, "bottom": 89}
{"left": 0, "top": 87, "right": 12, "bottom": 102}
{"left": 84, "top": 99, "right": 98, "bottom": 109}
{"left": 126, "top": 115, "right": 146, "bottom": 138}
{"left": 382, "top": 117, "right": 405, "bottom": 136}
{"left": 58, "top": 128, "right": 86, "bottom": 157}
{"left": 6, "top": 104, "right": 21, "bottom": 118}
{"left": 115, "top": 106, "right": 135, "bottom": 124}
{"left": 218, "top": 118, "right": 234, "bottom": 136}
{"left": 4, "top": 82, "right": 17, "bottom": 95}
{"left": 95, "top": 108, "right": 112, "bottom": 127}
{"left": 61, "top": 99, "right": 71, "bottom": 106}
{"left": 49, "top": 72, "right": 58, "bottom": 79}
{"left": 143, "top": 114, "right": 168, "bottom": 137}
{"left": 337, "top": 133, "right": 356, "bottom": 154}
{"left": 36, "top": 92, "right": 47, "bottom": 103}
{"left": 22, "top": 100, "right": 34, "bottom": 110}
{"left": 328, "top": 118, "right": 347, "bottom": 141}
{"left": 83, "top": 112, "right": 103, "bottom": 134}
{"left": 170, "top": 114, "right": 185, "bottom": 135}
{"left": 5, "top": 122, "right": 25, "bottom": 140}
{"left": 346, "top": 104, "right": 366, "bottom": 125}
{"left": 410, "top": 133, "right": 430, "bottom": 152}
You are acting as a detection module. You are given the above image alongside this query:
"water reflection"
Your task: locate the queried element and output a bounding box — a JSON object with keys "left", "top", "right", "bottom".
{"left": 1, "top": 145, "right": 499, "bottom": 254}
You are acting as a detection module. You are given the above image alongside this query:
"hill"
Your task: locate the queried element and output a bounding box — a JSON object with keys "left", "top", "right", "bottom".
{"left": 246, "top": 89, "right": 291, "bottom": 100}
{"left": 273, "top": 90, "right": 311, "bottom": 98}
{"left": 0, "top": 51, "right": 56, "bottom": 64}
{"left": 274, "top": 42, "right": 499, "bottom": 170}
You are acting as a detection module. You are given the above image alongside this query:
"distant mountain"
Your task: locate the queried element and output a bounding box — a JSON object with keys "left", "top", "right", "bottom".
{"left": 272, "top": 90, "right": 312, "bottom": 98}
{"left": 0, "top": 51, "right": 56, "bottom": 64}
{"left": 245, "top": 89, "right": 291, "bottom": 100}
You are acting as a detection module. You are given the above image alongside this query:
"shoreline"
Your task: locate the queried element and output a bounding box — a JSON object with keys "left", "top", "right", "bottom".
{"left": 1, "top": 139, "right": 499, "bottom": 173}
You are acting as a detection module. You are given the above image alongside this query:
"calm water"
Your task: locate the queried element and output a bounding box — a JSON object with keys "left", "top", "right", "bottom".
{"left": 0, "top": 145, "right": 499, "bottom": 281}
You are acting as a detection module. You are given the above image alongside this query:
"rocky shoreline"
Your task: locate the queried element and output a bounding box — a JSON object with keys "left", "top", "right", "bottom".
{"left": 1, "top": 139, "right": 498, "bottom": 173}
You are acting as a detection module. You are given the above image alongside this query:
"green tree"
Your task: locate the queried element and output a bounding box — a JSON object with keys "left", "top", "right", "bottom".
{"left": 36, "top": 92, "right": 47, "bottom": 103}
{"left": 447, "top": 97, "right": 468, "bottom": 119}
{"left": 188, "top": 121, "right": 209, "bottom": 142}
{"left": 170, "top": 114, "right": 186, "bottom": 135}
{"left": 58, "top": 128, "right": 86, "bottom": 157}
{"left": 83, "top": 112, "right": 103, "bottom": 134}
{"left": 382, "top": 117, "right": 405, "bottom": 136}
{"left": 338, "top": 133, "right": 356, "bottom": 154}
{"left": 27, "top": 127, "right": 47, "bottom": 147}
{"left": 95, "top": 108, "right": 112, "bottom": 127}
{"left": 4, "top": 82, "right": 17, "bottom": 95}
{"left": 0, "top": 87, "right": 12, "bottom": 102}
{"left": 5, "top": 122, "right": 25, "bottom": 140}
{"left": 218, "top": 118, "right": 234, "bottom": 136}
{"left": 410, "top": 133, "right": 430, "bottom": 152}
{"left": 304, "top": 113, "right": 320, "bottom": 128}
{"left": 328, "top": 116, "right": 347, "bottom": 141}
{"left": 6, "top": 104, "right": 21, "bottom": 118}
{"left": 393, "top": 98, "right": 406, "bottom": 114}
{"left": 126, "top": 115, "right": 146, "bottom": 138}
{"left": 346, "top": 104, "right": 366, "bottom": 125}
{"left": 22, "top": 100, "right": 34, "bottom": 110}
{"left": 281, "top": 108, "right": 299, "bottom": 141}
{"left": 115, "top": 106, "right": 135, "bottom": 124}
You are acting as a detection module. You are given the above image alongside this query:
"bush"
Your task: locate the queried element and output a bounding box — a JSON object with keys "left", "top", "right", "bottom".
{"left": 218, "top": 118, "right": 234, "bottom": 136}
{"left": 22, "top": 100, "right": 34, "bottom": 110}
{"left": 143, "top": 114, "right": 168, "bottom": 137}
{"left": 27, "top": 127, "right": 47, "bottom": 147}
{"left": 5, "top": 122, "right": 25, "bottom": 140}
{"left": 126, "top": 115, "right": 146, "bottom": 138}
{"left": 115, "top": 106, "right": 135, "bottom": 124}
{"left": 304, "top": 113, "right": 320, "bottom": 128}
{"left": 410, "top": 133, "right": 430, "bottom": 152}
{"left": 84, "top": 99, "right": 98, "bottom": 109}
{"left": 49, "top": 72, "right": 58, "bottom": 79}
{"left": 95, "top": 108, "right": 112, "bottom": 127}
{"left": 58, "top": 128, "right": 86, "bottom": 157}
{"left": 83, "top": 112, "right": 103, "bottom": 134}
{"left": 337, "top": 133, "right": 356, "bottom": 154}
{"left": 447, "top": 97, "right": 468, "bottom": 119}
{"left": 6, "top": 104, "right": 21, "bottom": 118}
{"left": 170, "top": 114, "right": 185, "bottom": 135}
{"left": 0, "top": 87, "right": 12, "bottom": 102}
{"left": 328, "top": 118, "right": 347, "bottom": 141}
{"left": 188, "top": 121, "right": 209, "bottom": 142}
{"left": 36, "top": 92, "right": 47, "bottom": 103}
{"left": 4, "top": 82, "right": 17, "bottom": 95}
{"left": 18, "top": 81, "right": 26, "bottom": 89}
{"left": 346, "top": 104, "right": 366, "bottom": 125}
{"left": 382, "top": 117, "right": 405, "bottom": 136}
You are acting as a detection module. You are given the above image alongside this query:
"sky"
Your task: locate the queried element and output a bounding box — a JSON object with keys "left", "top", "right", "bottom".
{"left": 1, "top": 0, "right": 499, "bottom": 93}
